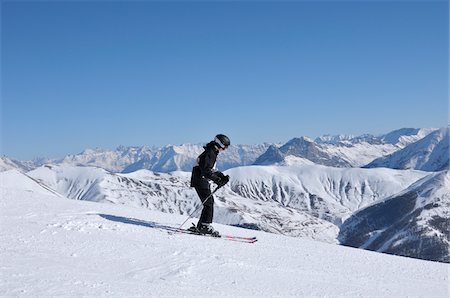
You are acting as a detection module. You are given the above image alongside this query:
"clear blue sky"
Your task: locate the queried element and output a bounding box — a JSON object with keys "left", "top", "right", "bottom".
{"left": 1, "top": 0, "right": 448, "bottom": 160}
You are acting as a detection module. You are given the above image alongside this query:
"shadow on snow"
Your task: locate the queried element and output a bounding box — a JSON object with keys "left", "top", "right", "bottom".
{"left": 97, "top": 213, "right": 183, "bottom": 233}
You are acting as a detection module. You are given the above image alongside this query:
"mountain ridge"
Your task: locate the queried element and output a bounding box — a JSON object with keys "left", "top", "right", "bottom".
{"left": 339, "top": 170, "right": 450, "bottom": 263}
{"left": 365, "top": 126, "right": 449, "bottom": 171}
{"left": 3, "top": 127, "right": 443, "bottom": 173}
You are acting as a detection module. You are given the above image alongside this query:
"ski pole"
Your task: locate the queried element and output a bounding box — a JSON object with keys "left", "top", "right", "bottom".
{"left": 177, "top": 185, "right": 221, "bottom": 230}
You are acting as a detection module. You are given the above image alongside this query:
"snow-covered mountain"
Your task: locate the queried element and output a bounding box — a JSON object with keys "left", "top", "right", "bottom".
{"left": 254, "top": 136, "right": 398, "bottom": 168}
{"left": 122, "top": 143, "right": 271, "bottom": 173}
{"left": 27, "top": 164, "right": 338, "bottom": 243}
{"left": 27, "top": 163, "right": 450, "bottom": 261}
{"left": 316, "top": 128, "right": 435, "bottom": 147}
{"left": 380, "top": 127, "right": 436, "bottom": 147}
{"left": 122, "top": 144, "right": 203, "bottom": 173}
{"left": 4, "top": 126, "right": 449, "bottom": 263}
{"left": 255, "top": 136, "right": 354, "bottom": 167}
{"left": 255, "top": 127, "right": 438, "bottom": 168}
{"left": 0, "top": 156, "right": 35, "bottom": 172}
{"left": 339, "top": 170, "right": 450, "bottom": 263}
{"left": 2, "top": 169, "right": 447, "bottom": 296}
{"left": 226, "top": 164, "right": 427, "bottom": 226}
{"left": 22, "top": 143, "right": 271, "bottom": 173}
{"left": 28, "top": 163, "right": 429, "bottom": 245}
{"left": 315, "top": 133, "right": 382, "bottom": 145}
{"left": 365, "top": 126, "right": 449, "bottom": 172}
{"left": 57, "top": 145, "right": 156, "bottom": 172}
{"left": 6, "top": 127, "right": 440, "bottom": 173}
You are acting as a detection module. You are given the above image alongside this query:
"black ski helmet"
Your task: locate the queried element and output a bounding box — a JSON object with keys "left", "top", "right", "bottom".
{"left": 214, "top": 134, "right": 231, "bottom": 149}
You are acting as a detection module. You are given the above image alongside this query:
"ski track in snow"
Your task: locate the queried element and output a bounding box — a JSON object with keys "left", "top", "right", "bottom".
{"left": 1, "top": 172, "right": 448, "bottom": 297}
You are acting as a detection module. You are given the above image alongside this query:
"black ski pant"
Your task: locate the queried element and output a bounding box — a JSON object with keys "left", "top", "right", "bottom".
{"left": 194, "top": 186, "right": 214, "bottom": 225}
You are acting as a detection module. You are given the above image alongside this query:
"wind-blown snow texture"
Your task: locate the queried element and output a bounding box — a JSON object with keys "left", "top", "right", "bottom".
{"left": 1, "top": 170, "right": 448, "bottom": 297}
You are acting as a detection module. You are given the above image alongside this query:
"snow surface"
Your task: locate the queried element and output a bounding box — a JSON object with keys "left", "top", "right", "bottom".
{"left": 1, "top": 170, "right": 448, "bottom": 297}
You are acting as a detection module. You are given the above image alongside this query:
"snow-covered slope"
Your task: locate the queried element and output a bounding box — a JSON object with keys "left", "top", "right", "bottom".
{"left": 365, "top": 126, "right": 449, "bottom": 172}
{"left": 226, "top": 164, "right": 427, "bottom": 225}
{"left": 27, "top": 165, "right": 195, "bottom": 208}
{"left": 339, "top": 170, "right": 450, "bottom": 263}
{"left": 27, "top": 165, "right": 339, "bottom": 243}
{"left": 28, "top": 164, "right": 428, "bottom": 244}
{"left": 1, "top": 170, "right": 448, "bottom": 297}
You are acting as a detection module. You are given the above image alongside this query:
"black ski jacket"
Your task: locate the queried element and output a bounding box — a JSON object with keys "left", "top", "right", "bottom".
{"left": 190, "top": 141, "right": 223, "bottom": 189}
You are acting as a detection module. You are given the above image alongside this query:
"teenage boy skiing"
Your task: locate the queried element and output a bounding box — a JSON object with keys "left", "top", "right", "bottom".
{"left": 189, "top": 134, "right": 231, "bottom": 237}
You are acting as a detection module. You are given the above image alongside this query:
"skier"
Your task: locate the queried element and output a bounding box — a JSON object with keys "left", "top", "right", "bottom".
{"left": 189, "top": 134, "right": 231, "bottom": 237}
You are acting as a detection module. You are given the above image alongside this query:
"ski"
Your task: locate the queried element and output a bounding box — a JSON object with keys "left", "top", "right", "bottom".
{"left": 221, "top": 234, "right": 257, "bottom": 242}
{"left": 171, "top": 226, "right": 257, "bottom": 243}
{"left": 183, "top": 229, "right": 257, "bottom": 243}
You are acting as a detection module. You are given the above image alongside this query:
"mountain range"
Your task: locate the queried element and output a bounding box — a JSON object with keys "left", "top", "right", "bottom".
{"left": 1, "top": 127, "right": 445, "bottom": 173}
{"left": 1, "top": 126, "right": 448, "bottom": 262}
{"left": 255, "top": 127, "right": 440, "bottom": 168}
{"left": 365, "top": 127, "right": 449, "bottom": 171}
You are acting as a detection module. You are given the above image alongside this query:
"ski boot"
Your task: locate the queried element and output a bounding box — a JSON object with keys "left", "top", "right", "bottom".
{"left": 197, "top": 223, "right": 220, "bottom": 237}
{"left": 187, "top": 223, "right": 199, "bottom": 233}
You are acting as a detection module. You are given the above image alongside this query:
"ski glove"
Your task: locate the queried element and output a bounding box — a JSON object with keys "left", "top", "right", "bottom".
{"left": 217, "top": 175, "right": 230, "bottom": 188}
